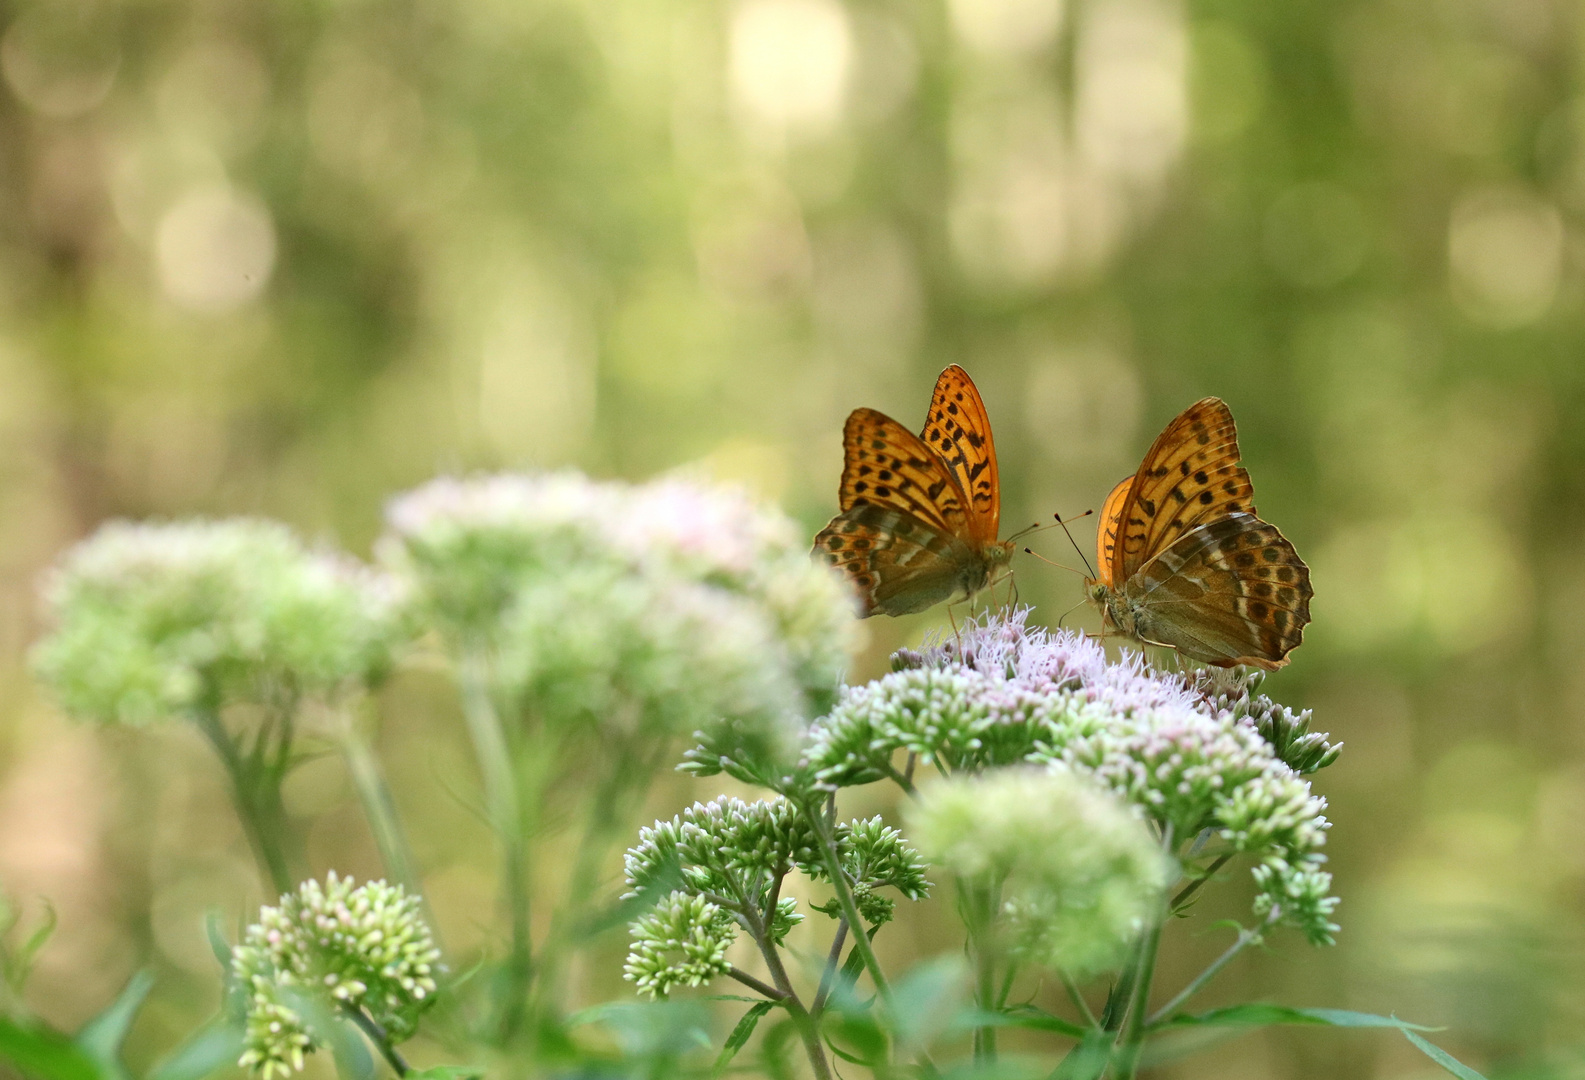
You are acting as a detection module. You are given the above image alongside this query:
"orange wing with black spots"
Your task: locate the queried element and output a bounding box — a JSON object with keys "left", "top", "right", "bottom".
{"left": 1095, "top": 476, "right": 1132, "bottom": 590}
{"left": 1111, "top": 398, "right": 1256, "bottom": 582}
{"left": 1088, "top": 398, "right": 1311, "bottom": 669}
{"left": 837, "top": 408, "right": 971, "bottom": 534}
{"left": 814, "top": 366, "right": 1015, "bottom": 618}
{"left": 919, "top": 365, "right": 1000, "bottom": 545}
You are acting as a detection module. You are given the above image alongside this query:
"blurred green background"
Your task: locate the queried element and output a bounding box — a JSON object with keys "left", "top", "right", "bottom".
{"left": 0, "top": 0, "right": 1580, "bottom": 1075}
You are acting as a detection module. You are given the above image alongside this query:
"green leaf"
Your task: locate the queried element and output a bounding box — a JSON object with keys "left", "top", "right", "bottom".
{"left": 406, "top": 1068, "right": 486, "bottom": 1080}
{"left": 9, "top": 902, "right": 57, "bottom": 991}
{"left": 1402, "top": 1030, "right": 1489, "bottom": 1080}
{"left": 1152, "top": 1004, "right": 1438, "bottom": 1032}
{"left": 715, "top": 1001, "right": 777, "bottom": 1072}
{"left": 147, "top": 1018, "right": 245, "bottom": 1080}
{"left": 277, "top": 990, "right": 374, "bottom": 1080}
{"left": 1049, "top": 1028, "right": 1111, "bottom": 1080}
{"left": 76, "top": 970, "right": 154, "bottom": 1080}
{"left": 0, "top": 1016, "right": 103, "bottom": 1080}
{"left": 974, "top": 1004, "right": 1087, "bottom": 1039}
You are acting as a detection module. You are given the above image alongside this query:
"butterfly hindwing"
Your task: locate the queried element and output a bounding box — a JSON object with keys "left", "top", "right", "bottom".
{"left": 838, "top": 408, "right": 972, "bottom": 535}
{"left": 920, "top": 365, "right": 1000, "bottom": 544}
{"left": 814, "top": 504, "right": 980, "bottom": 617}
{"left": 1125, "top": 513, "right": 1312, "bottom": 669}
{"left": 1114, "top": 398, "right": 1256, "bottom": 581}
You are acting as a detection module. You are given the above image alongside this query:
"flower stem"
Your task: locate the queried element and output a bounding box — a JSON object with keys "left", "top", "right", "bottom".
{"left": 811, "top": 918, "right": 848, "bottom": 1016}
{"left": 964, "top": 877, "right": 1001, "bottom": 1063}
{"left": 336, "top": 706, "right": 420, "bottom": 895}
{"left": 804, "top": 802, "right": 893, "bottom": 1010}
{"left": 1170, "top": 853, "right": 1232, "bottom": 914}
{"left": 1113, "top": 921, "right": 1163, "bottom": 1079}
{"left": 743, "top": 889, "right": 831, "bottom": 1080}
{"left": 192, "top": 707, "right": 294, "bottom": 896}
{"left": 342, "top": 1005, "right": 410, "bottom": 1077}
{"left": 1145, "top": 917, "right": 1272, "bottom": 1027}
{"left": 457, "top": 648, "right": 531, "bottom": 1038}
{"left": 728, "top": 966, "right": 789, "bottom": 1001}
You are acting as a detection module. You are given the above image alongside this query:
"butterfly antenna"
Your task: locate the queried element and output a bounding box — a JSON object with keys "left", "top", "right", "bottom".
{"left": 1053, "top": 509, "right": 1098, "bottom": 579}
{"left": 1054, "top": 597, "right": 1088, "bottom": 629}
{"left": 1023, "top": 547, "right": 1086, "bottom": 577}
{"left": 1007, "top": 521, "right": 1044, "bottom": 542}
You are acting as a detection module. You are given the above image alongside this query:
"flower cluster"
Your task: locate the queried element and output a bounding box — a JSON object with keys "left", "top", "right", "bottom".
{"left": 382, "top": 473, "right": 855, "bottom": 753}
{"left": 232, "top": 873, "right": 441, "bottom": 1079}
{"left": 805, "top": 610, "right": 1340, "bottom": 945}
{"left": 908, "top": 770, "right": 1173, "bottom": 976}
{"left": 33, "top": 520, "right": 405, "bottom": 725}
{"left": 623, "top": 797, "right": 928, "bottom": 998}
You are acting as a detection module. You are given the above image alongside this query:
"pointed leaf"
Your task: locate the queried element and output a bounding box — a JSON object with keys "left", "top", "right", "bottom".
{"left": 1050, "top": 1028, "right": 1111, "bottom": 1080}
{"left": 1402, "top": 1030, "right": 1489, "bottom": 1080}
{"left": 407, "top": 1068, "right": 486, "bottom": 1080}
{"left": 715, "top": 1001, "right": 777, "bottom": 1072}
{"left": 76, "top": 970, "right": 154, "bottom": 1080}
{"left": 1153, "top": 1004, "right": 1438, "bottom": 1032}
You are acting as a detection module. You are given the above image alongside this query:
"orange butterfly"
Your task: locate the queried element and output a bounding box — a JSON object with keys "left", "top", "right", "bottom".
{"left": 814, "top": 366, "right": 1014, "bottom": 618}
{"left": 1086, "top": 398, "right": 1312, "bottom": 669}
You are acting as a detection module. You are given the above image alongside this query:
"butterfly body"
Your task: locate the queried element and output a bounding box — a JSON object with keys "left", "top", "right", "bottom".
{"left": 815, "top": 366, "right": 1013, "bottom": 618}
{"left": 1088, "top": 398, "right": 1312, "bottom": 670}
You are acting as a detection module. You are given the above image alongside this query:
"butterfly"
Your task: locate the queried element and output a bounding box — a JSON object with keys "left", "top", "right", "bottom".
{"left": 813, "top": 365, "right": 1015, "bottom": 617}
{"left": 1086, "top": 398, "right": 1312, "bottom": 669}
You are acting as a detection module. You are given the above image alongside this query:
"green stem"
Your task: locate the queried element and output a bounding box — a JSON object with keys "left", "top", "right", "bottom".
{"left": 811, "top": 918, "right": 848, "bottom": 1016}
{"left": 342, "top": 1005, "right": 410, "bottom": 1076}
{"left": 804, "top": 802, "right": 893, "bottom": 1010}
{"left": 1170, "top": 853, "right": 1232, "bottom": 914}
{"left": 336, "top": 706, "right": 420, "bottom": 895}
{"left": 1058, "top": 970, "right": 1097, "bottom": 1028}
{"left": 743, "top": 885, "right": 832, "bottom": 1080}
{"left": 1145, "top": 920, "right": 1270, "bottom": 1027}
{"left": 457, "top": 648, "right": 531, "bottom": 1038}
{"left": 966, "top": 877, "right": 1001, "bottom": 1064}
{"left": 192, "top": 707, "right": 294, "bottom": 896}
{"left": 1113, "top": 922, "right": 1163, "bottom": 1079}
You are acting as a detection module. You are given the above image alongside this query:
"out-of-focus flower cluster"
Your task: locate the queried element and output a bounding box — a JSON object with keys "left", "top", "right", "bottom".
{"left": 622, "top": 797, "right": 927, "bottom": 997}
{"left": 908, "top": 770, "right": 1173, "bottom": 977}
{"left": 805, "top": 610, "right": 1340, "bottom": 945}
{"left": 382, "top": 473, "right": 856, "bottom": 750}
{"left": 232, "top": 873, "right": 441, "bottom": 1079}
{"left": 33, "top": 520, "right": 405, "bottom": 725}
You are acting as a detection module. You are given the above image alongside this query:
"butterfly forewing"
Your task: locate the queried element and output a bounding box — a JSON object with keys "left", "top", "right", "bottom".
{"left": 838, "top": 408, "right": 972, "bottom": 534}
{"left": 1127, "top": 513, "right": 1312, "bottom": 669}
{"left": 1114, "top": 398, "right": 1256, "bottom": 582}
{"left": 1096, "top": 477, "right": 1132, "bottom": 589}
{"left": 816, "top": 366, "right": 1010, "bottom": 618}
{"left": 920, "top": 365, "right": 1000, "bottom": 544}
{"left": 814, "top": 504, "right": 978, "bottom": 617}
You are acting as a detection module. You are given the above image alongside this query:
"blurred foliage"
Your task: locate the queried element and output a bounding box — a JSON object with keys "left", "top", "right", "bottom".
{"left": 0, "top": 0, "right": 1582, "bottom": 1076}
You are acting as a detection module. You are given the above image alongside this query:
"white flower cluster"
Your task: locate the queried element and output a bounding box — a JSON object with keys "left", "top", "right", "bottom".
{"left": 383, "top": 472, "right": 856, "bottom": 749}
{"left": 807, "top": 609, "right": 1340, "bottom": 945}
{"left": 232, "top": 873, "right": 441, "bottom": 1079}
{"left": 907, "top": 770, "right": 1173, "bottom": 976}
{"left": 33, "top": 520, "right": 406, "bottom": 725}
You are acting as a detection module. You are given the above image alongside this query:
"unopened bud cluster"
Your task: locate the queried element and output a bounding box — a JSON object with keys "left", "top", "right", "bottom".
{"left": 232, "top": 873, "right": 441, "bottom": 1078}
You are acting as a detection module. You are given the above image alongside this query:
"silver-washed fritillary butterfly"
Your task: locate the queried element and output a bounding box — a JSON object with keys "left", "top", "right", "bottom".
{"left": 1086, "top": 397, "right": 1313, "bottom": 669}
{"left": 814, "top": 366, "right": 1014, "bottom": 618}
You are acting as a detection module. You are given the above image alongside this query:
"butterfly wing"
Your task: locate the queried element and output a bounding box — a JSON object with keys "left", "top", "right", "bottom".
{"left": 837, "top": 407, "right": 973, "bottom": 536}
{"left": 1095, "top": 476, "right": 1133, "bottom": 588}
{"left": 920, "top": 365, "right": 1001, "bottom": 545}
{"left": 814, "top": 504, "right": 982, "bottom": 617}
{"left": 1122, "top": 513, "right": 1312, "bottom": 669}
{"left": 1114, "top": 398, "right": 1256, "bottom": 580}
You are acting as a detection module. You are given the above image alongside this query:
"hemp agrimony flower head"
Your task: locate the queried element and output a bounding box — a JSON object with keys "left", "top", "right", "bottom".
{"left": 806, "top": 609, "right": 1340, "bottom": 945}
{"left": 622, "top": 797, "right": 928, "bottom": 998}
{"left": 232, "top": 873, "right": 441, "bottom": 1079}
{"left": 33, "top": 520, "right": 406, "bottom": 725}
{"left": 908, "top": 769, "right": 1173, "bottom": 977}
{"left": 383, "top": 472, "right": 855, "bottom": 754}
